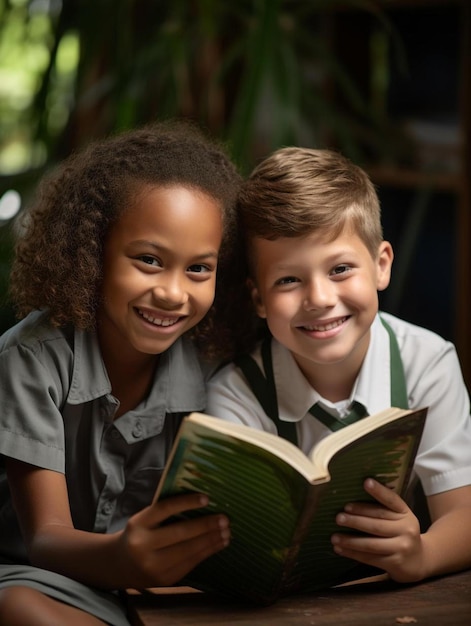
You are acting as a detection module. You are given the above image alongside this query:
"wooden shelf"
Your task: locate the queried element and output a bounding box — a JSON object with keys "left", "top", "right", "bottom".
{"left": 366, "top": 165, "right": 462, "bottom": 193}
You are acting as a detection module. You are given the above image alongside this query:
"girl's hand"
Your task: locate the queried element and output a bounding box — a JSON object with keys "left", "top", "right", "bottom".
{"left": 118, "top": 493, "right": 230, "bottom": 588}
{"left": 7, "top": 459, "right": 230, "bottom": 590}
{"left": 331, "top": 478, "right": 425, "bottom": 583}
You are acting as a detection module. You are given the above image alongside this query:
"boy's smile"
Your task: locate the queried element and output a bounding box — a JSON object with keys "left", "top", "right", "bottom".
{"left": 250, "top": 229, "right": 392, "bottom": 397}
{"left": 97, "top": 184, "right": 222, "bottom": 366}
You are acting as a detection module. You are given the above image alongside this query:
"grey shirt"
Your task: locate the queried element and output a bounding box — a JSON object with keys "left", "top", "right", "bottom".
{"left": 0, "top": 310, "right": 206, "bottom": 563}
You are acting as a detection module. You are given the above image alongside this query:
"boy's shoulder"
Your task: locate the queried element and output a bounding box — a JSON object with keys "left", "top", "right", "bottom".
{"left": 378, "top": 312, "right": 451, "bottom": 348}
{"left": 377, "top": 312, "right": 457, "bottom": 377}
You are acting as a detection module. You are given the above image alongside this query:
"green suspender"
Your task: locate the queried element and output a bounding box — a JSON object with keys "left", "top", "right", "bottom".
{"left": 380, "top": 317, "right": 408, "bottom": 409}
{"left": 234, "top": 338, "right": 298, "bottom": 445}
{"left": 234, "top": 316, "right": 408, "bottom": 447}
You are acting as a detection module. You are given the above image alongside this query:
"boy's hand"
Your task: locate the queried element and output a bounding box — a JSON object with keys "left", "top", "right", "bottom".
{"left": 331, "top": 478, "right": 426, "bottom": 583}
{"left": 119, "top": 493, "right": 230, "bottom": 588}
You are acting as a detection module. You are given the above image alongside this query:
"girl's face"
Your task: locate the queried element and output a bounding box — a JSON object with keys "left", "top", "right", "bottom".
{"left": 250, "top": 228, "right": 393, "bottom": 394}
{"left": 97, "top": 184, "right": 223, "bottom": 362}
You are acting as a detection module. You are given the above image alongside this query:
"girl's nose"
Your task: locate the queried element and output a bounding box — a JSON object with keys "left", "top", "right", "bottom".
{"left": 152, "top": 275, "right": 189, "bottom": 307}
{"left": 303, "top": 278, "right": 336, "bottom": 310}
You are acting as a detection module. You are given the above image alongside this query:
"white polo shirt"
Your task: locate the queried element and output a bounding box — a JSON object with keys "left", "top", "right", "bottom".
{"left": 207, "top": 313, "right": 471, "bottom": 497}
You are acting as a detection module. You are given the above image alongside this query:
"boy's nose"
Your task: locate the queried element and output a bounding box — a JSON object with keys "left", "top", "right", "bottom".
{"left": 303, "top": 279, "right": 336, "bottom": 310}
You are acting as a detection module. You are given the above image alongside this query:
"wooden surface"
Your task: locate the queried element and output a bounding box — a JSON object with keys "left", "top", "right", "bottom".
{"left": 126, "top": 568, "right": 471, "bottom": 626}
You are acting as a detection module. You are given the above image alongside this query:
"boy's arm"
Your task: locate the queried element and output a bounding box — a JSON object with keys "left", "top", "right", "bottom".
{"left": 6, "top": 457, "right": 230, "bottom": 590}
{"left": 331, "top": 478, "right": 471, "bottom": 583}
{"left": 422, "top": 485, "right": 471, "bottom": 576}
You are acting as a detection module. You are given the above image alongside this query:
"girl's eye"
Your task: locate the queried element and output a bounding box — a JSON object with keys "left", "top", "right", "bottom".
{"left": 275, "top": 276, "right": 299, "bottom": 286}
{"left": 188, "top": 264, "right": 212, "bottom": 275}
{"left": 138, "top": 255, "right": 161, "bottom": 267}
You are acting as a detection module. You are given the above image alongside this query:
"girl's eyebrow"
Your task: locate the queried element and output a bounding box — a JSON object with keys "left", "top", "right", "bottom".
{"left": 130, "top": 239, "right": 219, "bottom": 259}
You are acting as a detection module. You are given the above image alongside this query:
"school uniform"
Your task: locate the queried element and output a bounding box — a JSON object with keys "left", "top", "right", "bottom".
{"left": 207, "top": 313, "right": 471, "bottom": 498}
{"left": 0, "top": 310, "right": 206, "bottom": 625}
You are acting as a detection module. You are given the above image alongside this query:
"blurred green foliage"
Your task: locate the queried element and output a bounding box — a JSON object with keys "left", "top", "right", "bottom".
{"left": 0, "top": 0, "right": 400, "bottom": 333}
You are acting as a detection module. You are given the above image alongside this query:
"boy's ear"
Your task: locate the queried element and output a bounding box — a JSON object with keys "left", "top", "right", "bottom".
{"left": 376, "top": 241, "right": 394, "bottom": 291}
{"left": 248, "top": 278, "right": 267, "bottom": 319}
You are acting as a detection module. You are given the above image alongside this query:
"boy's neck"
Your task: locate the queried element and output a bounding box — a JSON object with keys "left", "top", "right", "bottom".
{"left": 292, "top": 338, "right": 369, "bottom": 404}
{"left": 301, "top": 366, "right": 356, "bottom": 404}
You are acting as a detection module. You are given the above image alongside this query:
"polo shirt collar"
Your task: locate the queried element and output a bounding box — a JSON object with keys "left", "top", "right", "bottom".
{"left": 67, "top": 328, "right": 111, "bottom": 403}
{"left": 273, "top": 314, "right": 392, "bottom": 422}
{"left": 67, "top": 329, "right": 206, "bottom": 413}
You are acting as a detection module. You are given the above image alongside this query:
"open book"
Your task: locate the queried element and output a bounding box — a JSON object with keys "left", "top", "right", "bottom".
{"left": 154, "top": 406, "right": 427, "bottom": 604}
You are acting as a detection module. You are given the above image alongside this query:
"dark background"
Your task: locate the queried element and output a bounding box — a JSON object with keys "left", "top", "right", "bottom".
{"left": 0, "top": 0, "right": 469, "bottom": 386}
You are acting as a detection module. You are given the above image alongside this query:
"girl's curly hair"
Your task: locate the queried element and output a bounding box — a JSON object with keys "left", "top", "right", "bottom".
{"left": 9, "top": 120, "right": 242, "bottom": 360}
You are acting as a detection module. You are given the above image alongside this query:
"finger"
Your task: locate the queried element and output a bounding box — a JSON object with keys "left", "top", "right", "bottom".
{"left": 341, "top": 502, "right": 402, "bottom": 520}
{"left": 356, "top": 479, "right": 409, "bottom": 514}
{"left": 139, "top": 493, "right": 212, "bottom": 527}
{"left": 335, "top": 512, "right": 401, "bottom": 538}
{"left": 148, "top": 511, "right": 230, "bottom": 551}
{"left": 332, "top": 533, "right": 397, "bottom": 558}
{"left": 332, "top": 540, "right": 394, "bottom": 570}
{"left": 148, "top": 526, "right": 231, "bottom": 586}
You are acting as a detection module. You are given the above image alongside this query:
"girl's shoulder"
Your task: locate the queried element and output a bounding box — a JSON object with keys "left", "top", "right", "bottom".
{"left": 0, "top": 310, "right": 74, "bottom": 360}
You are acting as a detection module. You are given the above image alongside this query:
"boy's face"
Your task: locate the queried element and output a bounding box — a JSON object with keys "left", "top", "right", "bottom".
{"left": 249, "top": 229, "right": 393, "bottom": 394}
{"left": 97, "top": 185, "right": 222, "bottom": 363}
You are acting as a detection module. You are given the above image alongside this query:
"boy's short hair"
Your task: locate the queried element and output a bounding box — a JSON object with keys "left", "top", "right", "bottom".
{"left": 238, "top": 147, "right": 383, "bottom": 258}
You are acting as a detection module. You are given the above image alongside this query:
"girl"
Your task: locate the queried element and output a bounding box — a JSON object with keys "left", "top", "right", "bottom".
{"left": 0, "top": 121, "right": 242, "bottom": 625}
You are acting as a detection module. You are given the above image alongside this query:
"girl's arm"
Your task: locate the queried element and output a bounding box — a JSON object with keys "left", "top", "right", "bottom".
{"left": 331, "top": 479, "right": 471, "bottom": 582}
{"left": 6, "top": 457, "right": 230, "bottom": 590}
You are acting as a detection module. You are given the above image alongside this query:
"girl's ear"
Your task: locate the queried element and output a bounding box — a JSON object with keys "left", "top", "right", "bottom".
{"left": 248, "top": 278, "right": 267, "bottom": 319}
{"left": 376, "top": 241, "right": 394, "bottom": 291}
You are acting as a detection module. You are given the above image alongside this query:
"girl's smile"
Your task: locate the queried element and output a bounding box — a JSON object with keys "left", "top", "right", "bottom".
{"left": 136, "top": 307, "right": 185, "bottom": 328}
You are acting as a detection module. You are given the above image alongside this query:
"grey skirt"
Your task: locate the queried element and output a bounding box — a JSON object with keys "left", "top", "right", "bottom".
{"left": 0, "top": 563, "right": 130, "bottom": 626}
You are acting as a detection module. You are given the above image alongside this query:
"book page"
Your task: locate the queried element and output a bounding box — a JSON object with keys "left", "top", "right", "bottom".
{"left": 161, "top": 412, "right": 327, "bottom": 484}
{"left": 308, "top": 407, "right": 426, "bottom": 478}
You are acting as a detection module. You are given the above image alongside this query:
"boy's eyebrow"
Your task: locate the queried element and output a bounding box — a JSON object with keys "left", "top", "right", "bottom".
{"left": 130, "top": 239, "right": 219, "bottom": 259}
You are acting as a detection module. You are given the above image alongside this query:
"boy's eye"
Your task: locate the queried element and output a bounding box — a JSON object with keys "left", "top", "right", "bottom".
{"left": 331, "top": 264, "right": 350, "bottom": 276}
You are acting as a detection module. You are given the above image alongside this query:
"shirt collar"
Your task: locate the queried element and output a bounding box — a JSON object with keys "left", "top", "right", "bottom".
{"left": 67, "top": 329, "right": 206, "bottom": 413}
{"left": 272, "top": 314, "right": 392, "bottom": 422}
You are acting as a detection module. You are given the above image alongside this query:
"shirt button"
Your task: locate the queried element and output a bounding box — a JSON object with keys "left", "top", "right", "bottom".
{"left": 110, "top": 429, "right": 121, "bottom": 440}
{"left": 132, "top": 421, "right": 143, "bottom": 438}
{"left": 102, "top": 501, "right": 113, "bottom": 515}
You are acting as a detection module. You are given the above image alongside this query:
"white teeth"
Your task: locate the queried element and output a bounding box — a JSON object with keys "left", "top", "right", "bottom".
{"left": 138, "top": 309, "right": 179, "bottom": 327}
{"left": 303, "top": 317, "right": 347, "bottom": 332}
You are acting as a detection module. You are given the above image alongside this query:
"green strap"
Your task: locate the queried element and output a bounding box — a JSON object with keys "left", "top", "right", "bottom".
{"left": 234, "top": 315, "right": 408, "bottom": 445}
{"left": 234, "top": 338, "right": 298, "bottom": 445}
{"left": 380, "top": 316, "right": 409, "bottom": 409}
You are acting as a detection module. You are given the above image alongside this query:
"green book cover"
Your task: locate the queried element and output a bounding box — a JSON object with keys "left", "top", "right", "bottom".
{"left": 155, "top": 407, "right": 427, "bottom": 604}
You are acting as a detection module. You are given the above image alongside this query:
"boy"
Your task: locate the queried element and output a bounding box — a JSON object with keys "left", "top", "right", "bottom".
{"left": 207, "top": 147, "right": 471, "bottom": 585}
